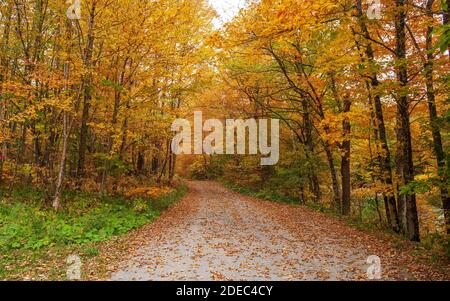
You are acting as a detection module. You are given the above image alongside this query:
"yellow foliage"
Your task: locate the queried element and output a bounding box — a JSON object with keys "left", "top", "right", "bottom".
{"left": 125, "top": 187, "right": 173, "bottom": 199}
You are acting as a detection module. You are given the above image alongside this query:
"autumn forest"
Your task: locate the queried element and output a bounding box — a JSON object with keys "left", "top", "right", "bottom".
{"left": 0, "top": 0, "right": 449, "bottom": 281}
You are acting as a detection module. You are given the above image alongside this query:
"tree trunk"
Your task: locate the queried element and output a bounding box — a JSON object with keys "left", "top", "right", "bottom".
{"left": 53, "top": 61, "right": 73, "bottom": 210}
{"left": 53, "top": 112, "right": 71, "bottom": 210}
{"left": 324, "top": 140, "right": 341, "bottom": 210}
{"left": 394, "top": 0, "right": 419, "bottom": 241}
{"left": 136, "top": 150, "right": 145, "bottom": 175}
{"left": 443, "top": 0, "right": 450, "bottom": 60}
{"left": 425, "top": 0, "right": 450, "bottom": 234}
{"left": 77, "top": 2, "right": 97, "bottom": 180}
{"left": 0, "top": 5, "right": 12, "bottom": 184}
{"left": 119, "top": 114, "right": 129, "bottom": 161}
{"left": 158, "top": 139, "right": 171, "bottom": 184}
{"left": 341, "top": 97, "right": 351, "bottom": 215}
{"left": 302, "top": 98, "right": 321, "bottom": 201}
{"left": 169, "top": 152, "right": 176, "bottom": 184}
{"left": 152, "top": 142, "right": 161, "bottom": 173}
{"left": 355, "top": 0, "right": 400, "bottom": 233}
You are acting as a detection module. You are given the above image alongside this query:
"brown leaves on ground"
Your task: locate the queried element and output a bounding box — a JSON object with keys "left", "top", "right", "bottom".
{"left": 242, "top": 192, "right": 449, "bottom": 281}
{"left": 105, "top": 181, "right": 449, "bottom": 281}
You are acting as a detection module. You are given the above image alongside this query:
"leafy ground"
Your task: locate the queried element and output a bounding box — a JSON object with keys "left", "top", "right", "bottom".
{"left": 0, "top": 184, "right": 187, "bottom": 280}
{"left": 1, "top": 181, "right": 448, "bottom": 280}
{"left": 223, "top": 181, "right": 450, "bottom": 258}
{"left": 109, "top": 181, "right": 449, "bottom": 281}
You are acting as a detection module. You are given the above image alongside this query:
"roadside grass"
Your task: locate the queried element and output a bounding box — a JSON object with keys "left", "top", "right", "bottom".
{"left": 0, "top": 184, "right": 188, "bottom": 280}
{"left": 223, "top": 181, "right": 331, "bottom": 212}
{"left": 223, "top": 182, "right": 302, "bottom": 206}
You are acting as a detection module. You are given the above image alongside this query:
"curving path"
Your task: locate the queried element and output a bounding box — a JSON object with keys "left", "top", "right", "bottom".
{"left": 110, "top": 181, "right": 448, "bottom": 281}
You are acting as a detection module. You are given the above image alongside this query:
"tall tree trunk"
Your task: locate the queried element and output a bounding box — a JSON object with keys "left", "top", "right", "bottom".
{"left": 119, "top": 112, "right": 129, "bottom": 161}
{"left": 18, "top": 125, "right": 27, "bottom": 165}
{"left": 53, "top": 61, "right": 73, "bottom": 210}
{"left": 152, "top": 142, "right": 161, "bottom": 173}
{"left": 323, "top": 139, "right": 341, "bottom": 209}
{"left": 394, "top": 0, "right": 420, "bottom": 241}
{"left": 169, "top": 151, "right": 176, "bottom": 184}
{"left": 158, "top": 139, "right": 171, "bottom": 184}
{"left": 443, "top": 0, "right": 450, "bottom": 60}
{"left": 302, "top": 98, "right": 321, "bottom": 201}
{"left": 355, "top": 0, "right": 400, "bottom": 233}
{"left": 425, "top": 0, "right": 450, "bottom": 234}
{"left": 136, "top": 150, "right": 145, "bottom": 174}
{"left": 53, "top": 111, "right": 72, "bottom": 210}
{"left": 77, "top": 1, "right": 97, "bottom": 180}
{"left": 30, "top": 0, "right": 47, "bottom": 168}
{"left": 0, "top": 5, "right": 12, "bottom": 184}
{"left": 341, "top": 97, "right": 351, "bottom": 215}
{"left": 77, "top": 79, "right": 92, "bottom": 178}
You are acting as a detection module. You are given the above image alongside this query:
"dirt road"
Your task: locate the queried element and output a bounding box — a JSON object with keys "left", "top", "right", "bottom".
{"left": 110, "top": 182, "right": 448, "bottom": 281}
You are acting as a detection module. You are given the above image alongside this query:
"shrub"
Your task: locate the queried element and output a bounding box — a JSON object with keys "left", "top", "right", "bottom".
{"left": 0, "top": 185, "right": 187, "bottom": 252}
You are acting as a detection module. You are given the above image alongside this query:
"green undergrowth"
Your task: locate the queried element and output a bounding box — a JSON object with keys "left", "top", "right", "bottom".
{"left": 0, "top": 184, "right": 187, "bottom": 279}
{"left": 223, "top": 181, "right": 333, "bottom": 213}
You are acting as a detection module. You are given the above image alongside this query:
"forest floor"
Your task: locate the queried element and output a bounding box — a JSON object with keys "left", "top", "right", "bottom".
{"left": 107, "top": 181, "right": 449, "bottom": 281}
